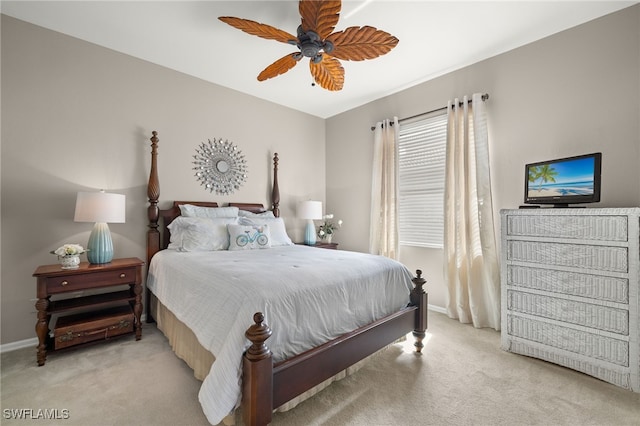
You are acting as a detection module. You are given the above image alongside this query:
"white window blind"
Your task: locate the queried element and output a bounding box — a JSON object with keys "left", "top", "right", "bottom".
{"left": 398, "top": 112, "right": 447, "bottom": 248}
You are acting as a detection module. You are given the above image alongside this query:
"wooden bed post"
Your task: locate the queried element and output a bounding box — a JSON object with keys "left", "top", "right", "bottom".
{"left": 410, "top": 270, "right": 428, "bottom": 353}
{"left": 147, "top": 130, "right": 160, "bottom": 262}
{"left": 243, "top": 313, "right": 273, "bottom": 426}
{"left": 146, "top": 131, "right": 160, "bottom": 323}
{"left": 271, "top": 153, "right": 280, "bottom": 218}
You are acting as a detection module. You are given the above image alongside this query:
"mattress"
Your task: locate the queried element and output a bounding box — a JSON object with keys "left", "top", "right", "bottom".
{"left": 147, "top": 245, "right": 413, "bottom": 424}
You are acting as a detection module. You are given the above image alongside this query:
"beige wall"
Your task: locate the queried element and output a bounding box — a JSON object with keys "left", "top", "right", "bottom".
{"left": 326, "top": 5, "right": 640, "bottom": 310}
{"left": 0, "top": 15, "right": 326, "bottom": 344}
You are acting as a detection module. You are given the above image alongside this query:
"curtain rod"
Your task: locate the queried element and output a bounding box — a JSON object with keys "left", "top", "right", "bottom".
{"left": 370, "top": 93, "right": 489, "bottom": 131}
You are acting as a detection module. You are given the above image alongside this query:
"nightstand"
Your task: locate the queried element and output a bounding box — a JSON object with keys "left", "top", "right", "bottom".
{"left": 297, "top": 242, "right": 338, "bottom": 250}
{"left": 32, "top": 257, "right": 144, "bottom": 366}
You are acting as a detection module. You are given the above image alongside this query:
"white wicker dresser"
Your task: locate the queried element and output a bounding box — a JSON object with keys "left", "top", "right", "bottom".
{"left": 500, "top": 208, "right": 639, "bottom": 392}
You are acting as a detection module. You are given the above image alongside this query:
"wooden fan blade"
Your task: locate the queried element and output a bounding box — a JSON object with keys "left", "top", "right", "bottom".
{"left": 327, "top": 26, "right": 399, "bottom": 61}
{"left": 219, "top": 16, "right": 296, "bottom": 44}
{"left": 309, "top": 55, "right": 344, "bottom": 91}
{"left": 299, "top": 0, "right": 341, "bottom": 39}
{"left": 258, "top": 53, "right": 301, "bottom": 81}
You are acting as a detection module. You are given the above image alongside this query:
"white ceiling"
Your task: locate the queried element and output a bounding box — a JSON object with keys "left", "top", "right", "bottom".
{"left": 2, "top": 1, "right": 636, "bottom": 118}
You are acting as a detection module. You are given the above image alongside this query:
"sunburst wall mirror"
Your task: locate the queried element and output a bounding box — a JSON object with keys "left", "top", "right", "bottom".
{"left": 192, "top": 138, "right": 247, "bottom": 195}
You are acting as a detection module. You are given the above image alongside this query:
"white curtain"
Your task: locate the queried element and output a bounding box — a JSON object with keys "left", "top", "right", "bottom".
{"left": 444, "top": 94, "right": 500, "bottom": 330}
{"left": 370, "top": 117, "right": 399, "bottom": 259}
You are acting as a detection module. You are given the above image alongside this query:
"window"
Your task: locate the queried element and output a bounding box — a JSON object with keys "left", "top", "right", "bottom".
{"left": 398, "top": 112, "right": 447, "bottom": 248}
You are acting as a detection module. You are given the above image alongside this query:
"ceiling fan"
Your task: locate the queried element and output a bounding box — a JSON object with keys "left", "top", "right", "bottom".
{"left": 218, "top": 0, "right": 399, "bottom": 91}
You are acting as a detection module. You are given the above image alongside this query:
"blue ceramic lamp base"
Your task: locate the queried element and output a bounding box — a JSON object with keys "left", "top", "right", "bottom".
{"left": 86, "top": 222, "right": 114, "bottom": 264}
{"left": 304, "top": 220, "right": 317, "bottom": 245}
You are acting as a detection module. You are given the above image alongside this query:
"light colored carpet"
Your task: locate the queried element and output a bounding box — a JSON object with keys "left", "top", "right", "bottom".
{"left": 1, "top": 311, "right": 639, "bottom": 425}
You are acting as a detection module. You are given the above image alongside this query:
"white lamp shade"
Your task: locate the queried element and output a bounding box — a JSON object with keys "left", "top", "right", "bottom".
{"left": 74, "top": 191, "right": 126, "bottom": 223}
{"left": 297, "top": 200, "right": 322, "bottom": 220}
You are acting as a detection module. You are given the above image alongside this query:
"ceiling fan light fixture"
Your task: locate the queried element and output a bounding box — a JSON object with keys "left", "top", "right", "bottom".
{"left": 297, "top": 26, "right": 323, "bottom": 58}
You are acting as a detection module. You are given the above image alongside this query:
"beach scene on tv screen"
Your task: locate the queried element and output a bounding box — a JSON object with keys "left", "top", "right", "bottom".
{"left": 528, "top": 157, "right": 595, "bottom": 198}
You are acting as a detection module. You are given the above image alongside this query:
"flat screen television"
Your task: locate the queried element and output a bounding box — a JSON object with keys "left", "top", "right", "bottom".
{"left": 524, "top": 152, "right": 602, "bottom": 208}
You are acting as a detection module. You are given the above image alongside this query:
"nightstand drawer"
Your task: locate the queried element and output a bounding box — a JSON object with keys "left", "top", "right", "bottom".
{"left": 54, "top": 305, "right": 134, "bottom": 350}
{"left": 45, "top": 267, "right": 138, "bottom": 294}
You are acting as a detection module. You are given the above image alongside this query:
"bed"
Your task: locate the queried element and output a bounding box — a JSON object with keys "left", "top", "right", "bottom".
{"left": 145, "top": 131, "right": 428, "bottom": 426}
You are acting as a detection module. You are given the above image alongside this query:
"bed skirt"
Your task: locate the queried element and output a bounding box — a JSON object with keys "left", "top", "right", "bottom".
{"left": 151, "top": 294, "right": 387, "bottom": 425}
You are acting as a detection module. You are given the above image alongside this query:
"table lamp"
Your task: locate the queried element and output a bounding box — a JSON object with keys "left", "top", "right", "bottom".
{"left": 74, "top": 190, "right": 126, "bottom": 264}
{"left": 297, "top": 200, "right": 322, "bottom": 245}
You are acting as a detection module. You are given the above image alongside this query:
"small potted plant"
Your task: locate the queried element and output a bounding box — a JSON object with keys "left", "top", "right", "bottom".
{"left": 317, "top": 214, "right": 342, "bottom": 244}
{"left": 51, "top": 244, "right": 87, "bottom": 269}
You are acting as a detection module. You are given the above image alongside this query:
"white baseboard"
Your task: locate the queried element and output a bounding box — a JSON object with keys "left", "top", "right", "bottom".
{"left": 427, "top": 304, "right": 447, "bottom": 314}
{"left": 0, "top": 337, "right": 38, "bottom": 354}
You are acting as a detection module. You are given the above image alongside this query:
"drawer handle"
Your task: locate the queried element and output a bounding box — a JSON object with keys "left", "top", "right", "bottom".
{"left": 61, "top": 281, "right": 69, "bottom": 286}
{"left": 119, "top": 273, "right": 126, "bottom": 279}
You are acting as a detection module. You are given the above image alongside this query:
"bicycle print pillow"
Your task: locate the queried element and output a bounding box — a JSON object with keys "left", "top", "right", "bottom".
{"left": 227, "top": 224, "right": 272, "bottom": 251}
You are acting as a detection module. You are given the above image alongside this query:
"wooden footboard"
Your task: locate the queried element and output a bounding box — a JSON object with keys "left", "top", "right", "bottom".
{"left": 243, "top": 271, "right": 428, "bottom": 426}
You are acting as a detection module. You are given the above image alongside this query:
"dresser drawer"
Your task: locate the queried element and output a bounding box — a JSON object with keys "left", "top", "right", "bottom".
{"left": 506, "top": 214, "right": 628, "bottom": 241}
{"left": 53, "top": 305, "right": 134, "bottom": 350}
{"left": 507, "top": 265, "right": 629, "bottom": 303}
{"left": 507, "top": 314, "right": 629, "bottom": 366}
{"left": 507, "top": 241, "right": 628, "bottom": 273}
{"left": 45, "top": 267, "right": 138, "bottom": 294}
{"left": 507, "top": 290, "right": 629, "bottom": 335}
{"left": 506, "top": 340, "right": 633, "bottom": 391}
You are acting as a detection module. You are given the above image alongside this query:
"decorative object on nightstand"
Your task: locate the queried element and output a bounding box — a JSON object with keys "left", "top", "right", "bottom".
{"left": 74, "top": 190, "right": 125, "bottom": 264}
{"left": 317, "top": 214, "right": 342, "bottom": 244}
{"left": 50, "top": 244, "right": 87, "bottom": 269}
{"left": 298, "top": 200, "right": 322, "bottom": 245}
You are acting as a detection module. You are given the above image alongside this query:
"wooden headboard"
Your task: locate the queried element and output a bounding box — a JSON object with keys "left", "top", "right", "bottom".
{"left": 146, "top": 131, "right": 280, "bottom": 265}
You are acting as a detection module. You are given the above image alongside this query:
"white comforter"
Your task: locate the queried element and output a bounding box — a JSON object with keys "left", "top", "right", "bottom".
{"left": 147, "top": 245, "right": 413, "bottom": 425}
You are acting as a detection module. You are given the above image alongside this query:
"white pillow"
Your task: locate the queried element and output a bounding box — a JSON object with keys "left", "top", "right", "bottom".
{"left": 228, "top": 224, "right": 271, "bottom": 251}
{"left": 238, "top": 217, "right": 293, "bottom": 246}
{"left": 179, "top": 204, "right": 239, "bottom": 218}
{"left": 167, "top": 217, "right": 238, "bottom": 251}
{"left": 238, "top": 210, "right": 275, "bottom": 218}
